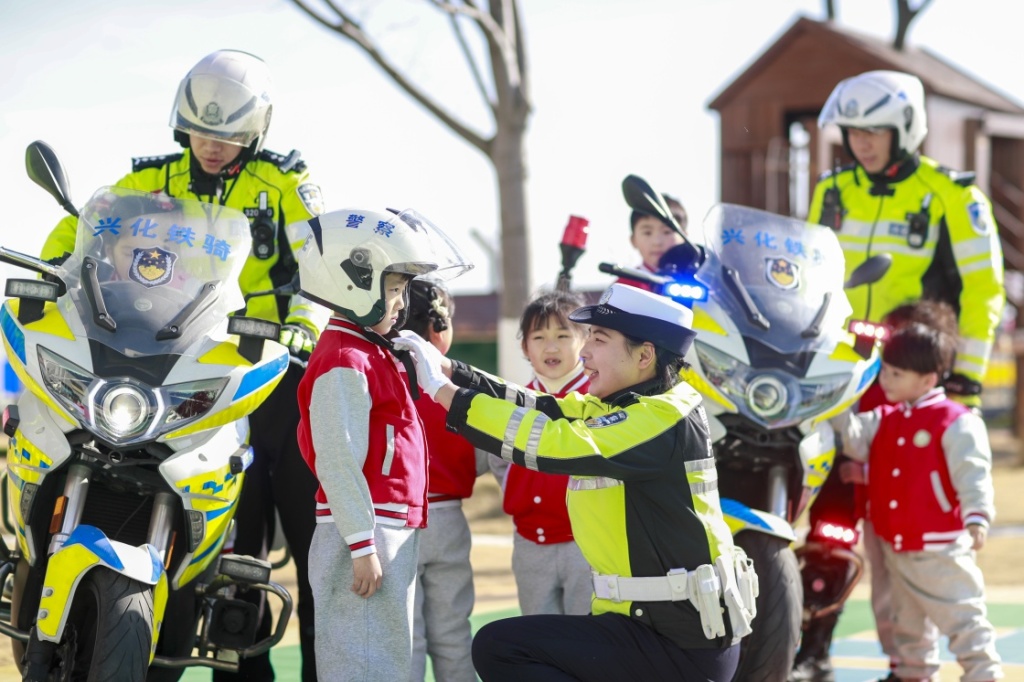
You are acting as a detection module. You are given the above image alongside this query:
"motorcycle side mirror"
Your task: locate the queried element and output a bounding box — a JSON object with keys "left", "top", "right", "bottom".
{"left": 844, "top": 254, "right": 892, "bottom": 289}
{"left": 621, "top": 174, "right": 686, "bottom": 239}
{"left": 25, "top": 140, "right": 78, "bottom": 218}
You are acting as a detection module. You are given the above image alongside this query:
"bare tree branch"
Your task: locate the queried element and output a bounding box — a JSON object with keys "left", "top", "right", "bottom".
{"left": 823, "top": 0, "right": 837, "bottom": 20}
{"left": 445, "top": 11, "right": 497, "bottom": 117}
{"left": 893, "top": 0, "right": 934, "bottom": 50}
{"left": 289, "top": 0, "right": 492, "bottom": 155}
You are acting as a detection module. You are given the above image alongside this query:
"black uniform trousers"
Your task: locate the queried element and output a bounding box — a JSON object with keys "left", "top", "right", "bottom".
{"left": 213, "top": 363, "right": 319, "bottom": 682}
{"left": 472, "top": 613, "right": 739, "bottom": 681}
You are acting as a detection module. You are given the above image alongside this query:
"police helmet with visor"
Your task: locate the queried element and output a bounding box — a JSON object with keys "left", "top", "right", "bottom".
{"left": 170, "top": 50, "right": 274, "bottom": 153}
{"left": 818, "top": 70, "right": 927, "bottom": 165}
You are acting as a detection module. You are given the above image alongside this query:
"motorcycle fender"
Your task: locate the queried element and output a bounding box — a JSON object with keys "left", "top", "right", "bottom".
{"left": 721, "top": 498, "right": 797, "bottom": 542}
{"left": 35, "top": 526, "right": 166, "bottom": 644}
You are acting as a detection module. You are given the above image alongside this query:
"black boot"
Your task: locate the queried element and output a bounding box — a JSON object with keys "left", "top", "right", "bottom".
{"left": 790, "top": 611, "right": 840, "bottom": 682}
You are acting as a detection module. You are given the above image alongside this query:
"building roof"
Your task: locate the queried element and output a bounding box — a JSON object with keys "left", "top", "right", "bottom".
{"left": 708, "top": 16, "right": 1024, "bottom": 115}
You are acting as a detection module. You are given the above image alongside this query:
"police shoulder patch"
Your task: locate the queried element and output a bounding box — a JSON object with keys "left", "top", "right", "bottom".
{"left": 297, "top": 183, "right": 325, "bottom": 216}
{"left": 131, "top": 153, "right": 184, "bottom": 173}
{"left": 584, "top": 411, "right": 628, "bottom": 429}
{"left": 258, "top": 148, "right": 307, "bottom": 174}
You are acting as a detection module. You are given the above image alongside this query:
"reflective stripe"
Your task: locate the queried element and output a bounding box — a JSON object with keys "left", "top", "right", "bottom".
{"left": 501, "top": 407, "right": 529, "bottom": 461}
{"left": 568, "top": 476, "right": 623, "bottom": 491}
{"left": 685, "top": 457, "right": 716, "bottom": 472}
{"left": 690, "top": 479, "right": 719, "bottom": 496}
{"left": 524, "top": 391, "right": 537, "bottom": 410}
{"left": 954, "top": 236, "right": 997, "bottom": 259}
{"left": 957, "top": 258, "right": 997, "bottom": 276}
{"left": 835, "top": 219, "right": 877, "bottom": 238}
{"left": 959, "top": 337, "right": 993, "bottom": 360}
{"left": 524, "top": 413, "right": 549, "bottom": 471}
{"left": 954, "top": 357, "right": 986, "bottom": 377}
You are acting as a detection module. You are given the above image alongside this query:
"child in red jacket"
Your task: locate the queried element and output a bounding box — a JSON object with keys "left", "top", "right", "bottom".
{"left": 490, "top": 290, "right": 593, "bottom": 615}
{"left": 831, "top": 311, "right": 1002, "bottom": 682}
{"left": 407, "top": 277, "right": 483, "bottom": 682}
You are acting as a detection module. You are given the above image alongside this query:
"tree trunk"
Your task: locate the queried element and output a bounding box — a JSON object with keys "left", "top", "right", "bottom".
{"left": 493, "top": 120, "right": 532, "bottom": 381}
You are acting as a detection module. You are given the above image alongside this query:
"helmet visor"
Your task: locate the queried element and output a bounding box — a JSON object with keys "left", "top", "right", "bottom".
{"left": 386, "top": 209, "right": 473, "bottom": 281}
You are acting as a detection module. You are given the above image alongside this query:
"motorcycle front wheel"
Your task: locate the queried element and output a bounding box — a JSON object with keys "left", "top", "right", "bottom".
{"left": 27, "top": 568, "right": 154, "bottom": 682}
{"left": 731, "top": 531, "right": 802, "bottom": 682}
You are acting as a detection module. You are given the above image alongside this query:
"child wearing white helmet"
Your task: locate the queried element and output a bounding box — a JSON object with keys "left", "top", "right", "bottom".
{"left": 287, "top": 208, "right": 470, "bottom": 681}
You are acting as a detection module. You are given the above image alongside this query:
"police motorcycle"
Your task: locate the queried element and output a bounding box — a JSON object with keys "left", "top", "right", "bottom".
{"left": 0, "top": 141, "right": 294, "bottom": 680}
{"left": 600, "top": 176, "right": 888, "bottom": 682}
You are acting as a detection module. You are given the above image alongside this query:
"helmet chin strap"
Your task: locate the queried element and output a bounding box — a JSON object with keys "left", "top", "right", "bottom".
{"left": 361, "top": 326, "right": 423, "bottom": 400}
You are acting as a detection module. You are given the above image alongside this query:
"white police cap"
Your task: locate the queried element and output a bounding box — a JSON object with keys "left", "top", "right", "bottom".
{"left": 569, "top": 283, "right": 697, "bottom": 357}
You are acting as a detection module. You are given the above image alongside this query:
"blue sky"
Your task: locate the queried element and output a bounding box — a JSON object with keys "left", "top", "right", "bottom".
{"left": 2, "top": 0, "right": 1021, "bottom": 294}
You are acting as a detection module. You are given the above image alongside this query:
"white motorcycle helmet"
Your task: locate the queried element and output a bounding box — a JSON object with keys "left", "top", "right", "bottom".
{"left": 170, "top": 50, "right": 273, "bottom": 152}
{"left": 286, "top": 208, "right": 472, "bottom": 327}
{"left": 818, "top": 70, "right": 927, "bottom": 163}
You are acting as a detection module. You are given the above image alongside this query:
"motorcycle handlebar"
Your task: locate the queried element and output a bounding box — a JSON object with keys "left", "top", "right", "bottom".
{"left": 598, "top": 262, "right": 670, "bottom": 287}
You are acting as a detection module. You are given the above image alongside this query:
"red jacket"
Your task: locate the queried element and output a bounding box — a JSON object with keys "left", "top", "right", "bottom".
{"left": 297, "top": 318, "right": 428, "bottom": 556}
{"left": 501, "top": 367, "right": 590, "bottom": 545}
{"left": 868, "top": 392, "right": 971, "bottom": 551}
{"left": 414, "top": 389, "right": 477, "bottom": 501}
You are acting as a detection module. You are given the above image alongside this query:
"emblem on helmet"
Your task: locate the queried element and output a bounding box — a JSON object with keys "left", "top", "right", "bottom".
{"left": 842, "top": 99, "right": 859, "bottom": 118}
{"left": 201, "top": 102, "right": 224, "bottom": 126}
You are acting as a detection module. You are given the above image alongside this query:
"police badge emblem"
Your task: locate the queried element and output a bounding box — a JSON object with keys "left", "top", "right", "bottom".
{"left": 129, "top": 247, "right": 177, "bottom": 288}
{"left": 765, "top": 257, "right": 800, "bottom": 290}
{"left": 297, "top": 183, "right": 325, "bottom": 216}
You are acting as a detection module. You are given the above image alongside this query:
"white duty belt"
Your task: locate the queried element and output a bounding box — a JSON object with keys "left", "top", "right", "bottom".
{"left": 591, "top": 549, "right": 759, "bottom": 641}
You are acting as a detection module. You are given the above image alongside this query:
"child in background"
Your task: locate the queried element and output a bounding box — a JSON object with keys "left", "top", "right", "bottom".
{"left": 490, "top": 289, "right": 593, "bottom": 616}
{"left": 288, "top": 207, "right": 469, "bottom": 681}
{"left": 407, "top": 277, "right": 481, "bottom": 682}
{"left": 830, "top": 305, "right": 1003, "bottom": 682}
{"left": 616, "top": 192, "right": 687, "bottom": 292}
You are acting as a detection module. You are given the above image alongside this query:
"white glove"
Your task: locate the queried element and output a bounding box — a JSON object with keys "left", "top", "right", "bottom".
{"left": 393, "top": 331, "right": 449, "bottom": 399}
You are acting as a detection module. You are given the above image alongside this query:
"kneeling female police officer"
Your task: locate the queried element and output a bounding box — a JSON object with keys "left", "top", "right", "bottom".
{"left": 394, "top": 284, "right": 756, "bottom": 682}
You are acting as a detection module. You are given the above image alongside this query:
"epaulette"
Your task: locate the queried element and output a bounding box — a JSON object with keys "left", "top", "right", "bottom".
{"left": 257, "top": 149, "right": 306, "bottom": 174}
{"left": 816, "top": 162, "right": 857, "bottom": 181}
{"left": 936, "top": 165, "right": 976, "bottom": 187}
{"left": 131, "top": 153, "right": 184, "bottom": 173}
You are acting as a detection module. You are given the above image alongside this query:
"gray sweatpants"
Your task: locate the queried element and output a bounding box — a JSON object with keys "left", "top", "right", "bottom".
{"left": 511, "top": 533, "right": 592, "bottom": 616}
{"left": 883, "top": 534, "right": 1003, "bottom": 681}
{"left": 411, "top": 504, "right": 476, "bottom": 682}
{"left": 863, "top": 520, "right": 939, "bottom": 665}
{"left": 310, "top": 523, "right": 420, "bottom": 681}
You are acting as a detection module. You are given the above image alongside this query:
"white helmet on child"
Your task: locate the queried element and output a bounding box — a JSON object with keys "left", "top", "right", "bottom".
{"left": 818, "top": 70, "right": 927, "bottom": 160}
{"left": 286, "top": 208, "right": 472, "bottom": 327}
{"left": 170, "top": 50, "right": 273, "bottom": 151}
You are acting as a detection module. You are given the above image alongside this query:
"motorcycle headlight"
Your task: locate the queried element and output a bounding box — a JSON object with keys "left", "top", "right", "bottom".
{"left": 796, "top": 375, "right": 850, "bottom": 419}
{"left": 38, "top": 348, "right": 95, "bottom": 422}
{"left": 158, "top": 378, "right": 227, "bottom": 427}
{"left": 98, "top": 385, "right": 151, "bottom": 437}
{"left": 694, "top": 342, "right": 749, "bottom": 403}
{"left": 746, "top": 375, "right": 789, "bottom": 420}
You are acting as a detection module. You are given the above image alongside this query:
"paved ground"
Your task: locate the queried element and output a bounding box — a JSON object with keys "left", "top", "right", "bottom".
{"left": 1, "top": 433, "right": 1023, "bottom": 680}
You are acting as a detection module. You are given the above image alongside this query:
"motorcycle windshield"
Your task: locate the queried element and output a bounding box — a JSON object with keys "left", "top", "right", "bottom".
{"left": 695, "top": 204, "right": 852, "bottom": 354}
{"left": 58, "top": 187, "right": 252, "bottom": 357}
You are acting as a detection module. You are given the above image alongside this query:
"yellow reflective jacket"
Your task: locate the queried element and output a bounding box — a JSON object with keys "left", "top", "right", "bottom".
{"left": 808, "top": 155, "right": 1005, "bottom": 384}
{"left": 41, "top": 148, "right": 329, "bottom": 336}
{"left": 446, "top": 361, "right": 737, "bottom": 650}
